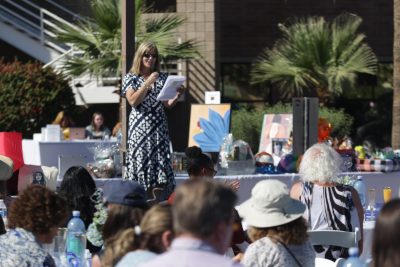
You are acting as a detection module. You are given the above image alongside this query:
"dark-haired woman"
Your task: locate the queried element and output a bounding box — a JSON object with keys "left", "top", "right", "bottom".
{"left": 372, "top": 199, "right": 400, "bottom": 267}
{"left": 59, "top": 165, "right": 99, "bottom": 252}
{"left": 167, "top": 146, "right": 239, "bottom": 203}
{"left": 0, "top": 185, "right": 68, "bottom": 267}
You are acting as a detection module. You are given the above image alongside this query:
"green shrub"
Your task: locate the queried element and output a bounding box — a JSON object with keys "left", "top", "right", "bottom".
{"left": 231, "top": 103, "right": 353, "bottom": 153}
{"left": 0, "top": 60, "right": 75, "bottom": 138}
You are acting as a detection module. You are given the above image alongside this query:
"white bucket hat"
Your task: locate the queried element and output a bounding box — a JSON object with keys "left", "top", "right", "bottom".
{"left": 237, "top": 179, "right": 305, "bottom": 228}
{"left": 0, "top": 155, "right": 14, "bottom": 181}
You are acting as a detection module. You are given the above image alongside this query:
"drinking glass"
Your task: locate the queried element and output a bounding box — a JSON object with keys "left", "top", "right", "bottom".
{"left": 53, "top": 228, "right": 68, "bottom": 266}
{"left": 383, "top": 187, "right": 392, "bottom": 204}
{"left": 366, "top": 188, "right": 376, "bottom": 221}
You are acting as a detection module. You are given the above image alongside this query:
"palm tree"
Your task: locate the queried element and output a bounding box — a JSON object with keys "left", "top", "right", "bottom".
{"left": 251, "top": 13, "right": 378, "bottom": 104}
{"left": 55, "top": 0, "right": 199, "bottom": 78}
{"left": 393, "top": 0, "right": 400, "bottom": 149}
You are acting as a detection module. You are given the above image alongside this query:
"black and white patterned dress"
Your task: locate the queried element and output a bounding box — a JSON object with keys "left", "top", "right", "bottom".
{"left": 300, "top": 182, "right": 360, "bottom": 261}
{"left": 121, "top": 72, "right": 175, "bottom": 197}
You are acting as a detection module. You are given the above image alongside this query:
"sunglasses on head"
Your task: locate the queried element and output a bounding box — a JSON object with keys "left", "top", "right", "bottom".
{"left": 143, "top": 53, "right": 157, "bottom": 59}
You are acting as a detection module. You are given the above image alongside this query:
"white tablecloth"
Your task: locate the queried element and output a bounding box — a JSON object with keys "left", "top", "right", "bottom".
{"left": 22, "top": 139, "right": 117, "bottom": 168}
{"left": 92, "top": 172, "right": 399, "bottom": 204}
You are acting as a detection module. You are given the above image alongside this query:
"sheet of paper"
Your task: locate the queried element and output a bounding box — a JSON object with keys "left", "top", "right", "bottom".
{"left": 157, "top": 75, "right": 186, "bottom": 101}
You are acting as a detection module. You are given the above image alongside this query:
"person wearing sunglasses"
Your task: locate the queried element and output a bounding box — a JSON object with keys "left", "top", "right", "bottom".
{"left": 121, "top": 42, "right": 186, "bottom": 201}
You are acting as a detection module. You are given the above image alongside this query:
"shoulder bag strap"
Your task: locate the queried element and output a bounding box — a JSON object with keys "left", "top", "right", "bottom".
{"left": 276, "top": 240, "right": 303, "bottom": 267}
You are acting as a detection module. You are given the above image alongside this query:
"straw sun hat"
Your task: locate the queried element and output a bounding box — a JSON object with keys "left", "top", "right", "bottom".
{"left": 237, "top": 179, "right": 305, "bottom": 228}
{"left": 0, "top": 155, "right": 14, "bottom": 181}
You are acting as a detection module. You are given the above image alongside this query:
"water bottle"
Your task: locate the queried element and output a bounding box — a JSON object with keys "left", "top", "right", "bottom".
{"left": 0, "top": 199, "right": 7, "bottom": 228}
{"left": 66, "top": 211, "right": 87, "bottom": 267}
{"left": 353, "top": 176, "right": 367, "bottom": 208}
{"left": 342, "top": 247, "right": 364, "bottom": 267}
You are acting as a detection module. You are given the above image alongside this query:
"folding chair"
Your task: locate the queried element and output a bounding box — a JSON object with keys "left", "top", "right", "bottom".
{"left": 308, "top": 227, "right": 360, "bottom": 248}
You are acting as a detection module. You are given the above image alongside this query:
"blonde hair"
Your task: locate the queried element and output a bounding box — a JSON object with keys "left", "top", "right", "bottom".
{"left": 299, "top": 143, "right": 342, "bottom": 183}
{"left": 102, "top": 204, "right": 173, "bottom": 267}
{"left": 130, "top": 42, "right": 160, "bottom": 75}
{"left": 52, "top": 111, "right": 65, "bottom": 125}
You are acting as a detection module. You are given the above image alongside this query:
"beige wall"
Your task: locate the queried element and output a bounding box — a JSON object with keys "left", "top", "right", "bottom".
{"left": 177, "top": 0, "right": 217, "bottom": 103}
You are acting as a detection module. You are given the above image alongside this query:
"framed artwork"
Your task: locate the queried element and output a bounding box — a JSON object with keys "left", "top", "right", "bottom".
{"left": 188, "top": 104, "right": 231, "bottom": 152}
{"left": 259, "top": 114, "right": 292, "bottom": 154}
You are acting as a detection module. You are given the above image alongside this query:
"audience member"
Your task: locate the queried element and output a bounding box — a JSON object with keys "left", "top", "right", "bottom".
{"left": 0, "top": 217, "right": 5, "bottom": 235}
{"left": 168, "top": 146, "right": 239, "bottom": 204}
{"left": 59, "top": 166, "right": 99, "bottom": 252}
{"left": 86, "top": 112, "right": 111, "bottom": 139}
{"left": 290, "top": 143, "right": 363, "bottom": 260}
{"left": 0, "top": 185, "right": 68, "bottom": 267}
{"left": 238, "top": 179, "right": 315, "bottom": 267}
{"left": 185, "top": 146, "right": 218, "bottom": 179}
{"left": 141, "top": 179, "right": 242, "bottom": 267}
{"left": 92, "top": 180, "right": 149, "bottom": 267}
{"left": 103, "top": 204, "right": 173, "bottom": 267}
{"left": 52, "top": 110, "right": 75, "bottom": 140}
{"left": 0, "top": 154, "right": 14, "bottom": 201}
{"left": 372, "top": 198, "right": 400, "bottom": 267}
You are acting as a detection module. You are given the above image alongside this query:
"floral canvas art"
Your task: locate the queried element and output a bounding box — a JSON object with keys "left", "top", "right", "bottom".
{"left": 188, "top": 104, "right": 231, "bottom": 152}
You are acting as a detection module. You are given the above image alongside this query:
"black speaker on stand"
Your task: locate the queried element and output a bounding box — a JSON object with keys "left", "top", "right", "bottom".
{"left": 292, "top": 97, "right": 319, "bottom": 156}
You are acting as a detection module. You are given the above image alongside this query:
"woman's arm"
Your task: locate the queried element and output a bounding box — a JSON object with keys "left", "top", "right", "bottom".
{"left": 125, "top": 72, "right": 159, "bottom": 107}
{"left": 290, "top": 181, "right": 302, "bottom": 200}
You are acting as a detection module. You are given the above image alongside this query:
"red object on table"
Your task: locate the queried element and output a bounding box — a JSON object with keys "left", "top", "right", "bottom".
{"left": 0, "top": 132, "right": 24, "bottom": 172}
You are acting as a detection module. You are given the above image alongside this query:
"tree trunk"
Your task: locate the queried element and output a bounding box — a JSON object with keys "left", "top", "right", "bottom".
{"left": 393, "top": 0, "right": 400, "bottom": 149}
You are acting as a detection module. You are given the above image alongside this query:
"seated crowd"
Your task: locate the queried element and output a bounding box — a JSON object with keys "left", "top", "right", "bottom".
{"left": 0, "top": 144, "right": 397, "bottom": 267}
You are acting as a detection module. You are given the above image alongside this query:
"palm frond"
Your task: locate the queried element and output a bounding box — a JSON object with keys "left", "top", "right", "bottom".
{"left": 251, "top": 13, "right": 377, "bottom": 99}
{"left": 54, "top": 0, "right": 199, "bottom": 78}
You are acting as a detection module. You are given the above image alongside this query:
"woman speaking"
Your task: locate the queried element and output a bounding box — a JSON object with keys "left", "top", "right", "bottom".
{"left": 121, "top": 41, "right": 184, "bottom": 201}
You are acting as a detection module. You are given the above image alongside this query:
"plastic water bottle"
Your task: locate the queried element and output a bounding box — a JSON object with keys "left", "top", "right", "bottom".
{"left": 0, "top": 199, "right": 7, "bottom": 228}
{"left": 66, "top": 211, "right": 87, "bottom": 267}
{"left": 353, "top": 176, "right": 367, "bottom": 208}
{"left": 342, "top": 247, "right": 364, "bottom": 267}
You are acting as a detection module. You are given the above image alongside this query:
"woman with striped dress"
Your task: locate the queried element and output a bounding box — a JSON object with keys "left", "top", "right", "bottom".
{"left": 290, "top": 143, "right": 364, "bottom": 261}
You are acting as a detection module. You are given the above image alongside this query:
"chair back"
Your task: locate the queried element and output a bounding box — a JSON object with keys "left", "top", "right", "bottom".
{"left": 308, "top": 227, "right": 360, "bottom": 248}
{"left": 315, "top": 257, "right": 335, "bottom": 267}
{"left": 335, "top": 258, "right": 346, "bottom": 267}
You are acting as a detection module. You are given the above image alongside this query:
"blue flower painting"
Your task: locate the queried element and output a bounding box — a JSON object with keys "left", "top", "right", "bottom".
{"left": 192, "top": 108, "right": 231, "bottom": 152}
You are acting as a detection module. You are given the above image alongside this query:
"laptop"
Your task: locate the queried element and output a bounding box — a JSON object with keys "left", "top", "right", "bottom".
{"left": 69, "top": 127, "right": 86, "bottom": 140}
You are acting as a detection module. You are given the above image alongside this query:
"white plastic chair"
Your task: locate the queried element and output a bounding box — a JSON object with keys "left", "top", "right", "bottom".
{"left": 315, "top": 257, "right": 335, "bottom": 267}
{"left": 335, "top": 258, "right": 346, "bottom": 267}
{"left": 308, "top": 227, "right": 361, "bottom": 248}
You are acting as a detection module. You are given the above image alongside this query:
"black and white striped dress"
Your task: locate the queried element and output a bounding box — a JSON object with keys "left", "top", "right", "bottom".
{"left": 300, "top": 182, "right": 360, "bottom": 261}
{"left": 121, "top": 72, "right": 175, "bottom": 198}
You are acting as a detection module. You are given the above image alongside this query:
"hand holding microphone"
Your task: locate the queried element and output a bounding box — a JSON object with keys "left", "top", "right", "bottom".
{"left": 147, "top": 72, "right": 159, "bottom": 86}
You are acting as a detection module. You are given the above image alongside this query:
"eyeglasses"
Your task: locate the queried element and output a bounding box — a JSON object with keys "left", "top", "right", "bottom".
{"left": 206, "top": 167, "right": 218, "bottom": 176}
{"left": 143, "top": 53, "right": 157, "bottom": 59}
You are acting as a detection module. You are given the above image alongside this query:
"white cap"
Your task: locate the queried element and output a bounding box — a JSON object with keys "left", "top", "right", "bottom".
{"left": 72, "top": 210, "right": 80, "bottom": 217}
{"left": 349, "top": 247, "right": 359, "bottom": 257}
